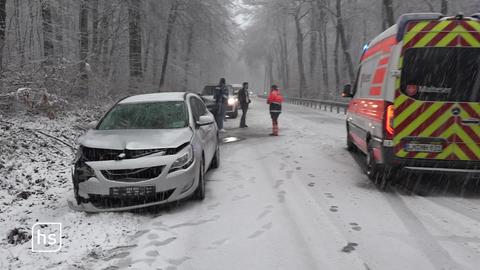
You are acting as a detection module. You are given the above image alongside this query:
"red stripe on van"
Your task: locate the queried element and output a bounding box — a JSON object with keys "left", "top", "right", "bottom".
{"left": 395, "top": 103, "right": 434, "bottom": 134}
{"left": 361, "top": 36, "right": 397, "bottom": 61}
{"left": 372, "top": 67, "right": 387, "bottom": 85}
{"left": 378, "top": 57, "right": 389, "bottom": 66}
{"left": 369, "top": 86, "right": 382, "bottom": 96}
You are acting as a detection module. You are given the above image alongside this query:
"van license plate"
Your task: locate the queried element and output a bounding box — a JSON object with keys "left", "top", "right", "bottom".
{"left": 110, "top": 186, "right": 156, "bottom": 197}
{"left": 405, "top": 144, "right": 443, "bottom": 153}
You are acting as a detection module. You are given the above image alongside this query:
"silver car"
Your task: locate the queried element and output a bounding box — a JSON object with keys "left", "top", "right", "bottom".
{"left": 71, "top": 92, "right": 220, "bottom": 212}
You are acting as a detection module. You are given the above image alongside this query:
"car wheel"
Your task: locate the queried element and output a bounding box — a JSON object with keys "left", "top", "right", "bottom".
{"left": 210, "top": 143, "right": 220, "bottom": 169}
{"left": 194, "top": 161, "right": 206, "bottom": 200}
{"left": 346, "top": 124, "right": 356, "bottom": 152}
{"left": 366, "top": 148, "right": 395, "bottom": 191}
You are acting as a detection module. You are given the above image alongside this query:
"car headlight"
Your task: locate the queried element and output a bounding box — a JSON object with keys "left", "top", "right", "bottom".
{"left": 169, "top": 144, "right": 194, "bottom": 172}
{"left": 228, "top": 97, "right": 236, "bottom": 105}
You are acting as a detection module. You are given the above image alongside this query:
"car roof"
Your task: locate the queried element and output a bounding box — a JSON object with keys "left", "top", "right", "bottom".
{"left": 119, "top": 92, "right": 186, "bottom": 104}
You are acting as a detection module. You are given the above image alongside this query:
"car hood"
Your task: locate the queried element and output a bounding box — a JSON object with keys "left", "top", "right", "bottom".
{"left": 78, "top": 128, "right": 193, "bottom": 150}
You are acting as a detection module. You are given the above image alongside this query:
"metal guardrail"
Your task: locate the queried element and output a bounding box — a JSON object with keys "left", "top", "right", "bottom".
{"left": 258, "top": 95, "right": 349, "bottom": 114}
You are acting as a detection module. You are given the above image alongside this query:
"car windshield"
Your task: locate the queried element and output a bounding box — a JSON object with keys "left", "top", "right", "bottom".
{"left": 401, "top": 47, "right": 480, "bottom": 102}
{"left": 97, "top": 101, "right": 188, "bottom": 130}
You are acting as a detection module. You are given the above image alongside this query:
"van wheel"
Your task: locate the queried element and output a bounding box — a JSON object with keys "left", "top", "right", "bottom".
{"left": 366, "top": 148, "right": 395, "bottom": 191}
{"left": 194, "top": 161, "right": 205, "bottom": 200}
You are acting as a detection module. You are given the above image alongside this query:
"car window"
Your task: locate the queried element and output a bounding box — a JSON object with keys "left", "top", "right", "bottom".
{"left": 401, "top": 47, "right": 480, "bottom": 102}
{"left": 97, "top": 101, "right": 188, "bottom": 130}
{"left": 189, "top": 97, "right": 207, "bottom": 122}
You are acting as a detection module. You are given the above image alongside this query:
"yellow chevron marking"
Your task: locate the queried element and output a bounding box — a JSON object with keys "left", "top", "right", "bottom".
{"left": 394, "top": 101, "right": 423, "bottom": 129}
{"left": 403, "top": 21, "right": 430, "bottom": 44}
{"left": 467, "top": 21, "right": 480, "bottom": 32}
{"left": 456, "top": 127, "right": 480, "bottom": 159}
{"left": 412, "top": 21, "right": 452, "bottom": 47}
{"left": 396, "top": 103, "right": 443, "bottom": 139}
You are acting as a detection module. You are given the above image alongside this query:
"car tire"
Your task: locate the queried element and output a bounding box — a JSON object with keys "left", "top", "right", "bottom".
{"left": 346, "top": 124, "right": 356, "bottom": 152}
{"left": 194, "top": 161, "right": 206, "bottom": 200}
{"left": 210, "top": 143, "right": 220, "bottom": 169}
{"left": 366, "top": 148, "right": 395, "bottom": 191}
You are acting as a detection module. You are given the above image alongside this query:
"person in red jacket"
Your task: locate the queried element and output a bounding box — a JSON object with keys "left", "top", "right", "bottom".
{"left": 267, "top": 85, "right": 284, "bottom": 136}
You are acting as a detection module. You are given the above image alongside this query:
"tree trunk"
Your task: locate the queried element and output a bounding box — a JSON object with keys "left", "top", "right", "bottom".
{"left": 318, "top": 0, "right": 329, "bottom": 93}
{"left": 99, "top": 7, "right": 110, "bottom": 77}
{"left": 159, "top": 1, "right": 179, "bottom": 90}
{"left": 294, "top": 9, "right": 307, "bottom": 98}
{"left": 128, "top": 0, "right": 143, "bottom": 78}
{"left": 41, "top": 0, "right": 54, "bottom": 65}
{"left": 0, "top": 0, "right": 5, "bottom": 70}
{"left": 382, "top": 0, "right": 395, "bottom": 27}
{"left": 333, "top": 29, "right": 340, "bottom": 96}
{"left": 335, "top": 0, "right": 354, "bottom": 82}
{"left": 309, "top": 1, "right": 318, "bottom": 80}
{"left": 441, "top": 0, "right": 448, "bottom": 14}
{"left": 91, "top": 0, "right": 99, "bottom": 60}
{"left": 183, "top": 25, "right": 194, "bottom": 92}
{"left": 79, "top": 0, "right": 89, "bottom": 95}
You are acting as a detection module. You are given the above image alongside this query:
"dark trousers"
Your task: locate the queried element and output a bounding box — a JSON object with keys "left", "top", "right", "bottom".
{"left": 240, "top": 104, "right": 248, "bottom": 127}
{"left": 270, "top": 112, "right": 280, "bottom": 135}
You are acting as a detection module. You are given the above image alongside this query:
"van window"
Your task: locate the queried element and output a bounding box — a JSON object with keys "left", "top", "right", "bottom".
{"left": 401, "top": 47, "right": 480, "bottom": 102}
{"left": 356, "top": 55, "right": 380, "bottom": 98}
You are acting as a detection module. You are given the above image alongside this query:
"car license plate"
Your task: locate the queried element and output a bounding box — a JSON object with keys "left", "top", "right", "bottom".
{"left": 110, "top": 186, "right": 156, "bottom": 197}
{"left": 404, "top": 143, "right": 443, "bottom": 153}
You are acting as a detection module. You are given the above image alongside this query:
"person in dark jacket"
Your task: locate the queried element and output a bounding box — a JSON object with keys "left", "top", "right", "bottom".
{"left": 214, "top": 78, "right": 228, "bottom": 132}
{"left": 267, "top": 85, "right": 284, "bottom": 136}
{"left": 237, "top": 82, "right": 251, "bottom": 128}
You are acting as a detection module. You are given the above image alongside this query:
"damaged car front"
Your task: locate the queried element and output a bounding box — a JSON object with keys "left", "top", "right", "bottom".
{"left": 70, "top": 94, "right": 216, "bottom": 212}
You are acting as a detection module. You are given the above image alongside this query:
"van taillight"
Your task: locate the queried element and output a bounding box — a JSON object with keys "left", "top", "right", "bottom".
{"left": 385, "top": 104, "right": 395, "bottom": 139}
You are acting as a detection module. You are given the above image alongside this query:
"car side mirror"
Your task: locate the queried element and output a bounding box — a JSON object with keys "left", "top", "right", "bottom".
{"left": 341, "top": 84, "right": 353, "bottom": 98}
{"left": 196, "top": 115, "right": 214, "bottom": 126}
{"left": 86, "top": 120, "right": 98, "bottom": 130}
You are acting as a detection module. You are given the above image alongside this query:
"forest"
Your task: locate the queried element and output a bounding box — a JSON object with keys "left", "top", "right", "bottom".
{"left": 0, "top": 0, "right": 479, "bottom": 112}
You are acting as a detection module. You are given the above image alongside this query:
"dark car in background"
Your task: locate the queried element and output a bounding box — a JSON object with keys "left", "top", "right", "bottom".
{"left": 200, "top": 84, "right": 239, "bottom": 118}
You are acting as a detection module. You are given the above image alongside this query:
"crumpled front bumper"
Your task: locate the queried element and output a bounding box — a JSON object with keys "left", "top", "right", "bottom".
{"left": 73, "top": 154, "right": 199, "bottom": 212}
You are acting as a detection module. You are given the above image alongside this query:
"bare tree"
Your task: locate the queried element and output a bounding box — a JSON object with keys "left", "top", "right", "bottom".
{"left": 292, "top": 0, "right": 308, "bottom": 98}
{"left": 159, "top": 0, "right": 180, "bottom": 90}
{"left": 383, "top": 0, "right": 395, "bottom": 27}
{"left": 41, "top": 0, "right": 54, "bottom": 65}
{"left": 441, "top": 0, "right": 448, "bottom": 14}
{"left": 79, "top": 0, "right": 89, "bottom": 94}
{"left": 0, "top": 0, "right": 5, "bottom": 70}
{"left": 335, "top": 0, "right": 354, "bottom": 82}
{"left": 128, "top": 0, "right": 142, "bottom": 78}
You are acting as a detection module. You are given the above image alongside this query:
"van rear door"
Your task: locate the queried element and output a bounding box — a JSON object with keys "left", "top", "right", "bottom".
{"left": 394, "top": 20, "right": 480, "bottom": 161}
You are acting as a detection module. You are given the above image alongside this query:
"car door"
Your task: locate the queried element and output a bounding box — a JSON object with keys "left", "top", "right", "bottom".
{"left": 196, "top": 97, "right": 217, "bottom": 163}
{"left": 190, "top": 97, "right": 215, "bottom": 164}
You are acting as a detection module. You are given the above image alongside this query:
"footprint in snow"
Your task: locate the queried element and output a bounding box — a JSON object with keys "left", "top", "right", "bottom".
{"left": 257, "top": 209, "right": 272, "bottom": 220}
{"left": 341, "top": 242, "right": 358, "bottom": 253}
{"left": 308, "top": 182, "right": 315, "bottom": 187}
{"left": 349, "top": 222, "right": 362, "bottom": 231}
{"left": 324, "top": 193, "right": 334, "bottom": 198}
{"left": 248, "top": 230, "right": 265, "bottom": 239}
{"left": 274, "top": 180, "right": 284, "bottom": 189}
{"left": 277, "top": 191, "right": 286, "bottom": 203}
{"left": 329, "top": 206, "right": 338, "bottom": 212}
{"left": 232, "top": 194, "right": 251, "bottom": 201}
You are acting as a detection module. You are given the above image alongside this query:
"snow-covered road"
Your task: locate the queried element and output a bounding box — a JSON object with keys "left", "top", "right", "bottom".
{"left": 3, "top": 98, "right": 480, "bottom": 270}
{"left": 91, "top": 98, "right": 480, "bottom": 270}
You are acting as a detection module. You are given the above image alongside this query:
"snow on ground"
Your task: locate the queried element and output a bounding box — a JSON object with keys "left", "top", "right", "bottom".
{"left": 2, "top": 98, "right": 480, "bottom": 269}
